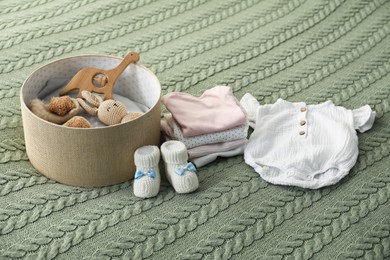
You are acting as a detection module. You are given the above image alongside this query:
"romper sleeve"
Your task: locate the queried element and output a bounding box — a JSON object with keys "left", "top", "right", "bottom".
{"left": 240, "top": 93, "right": 260, "bottom": 128}
{"left": 352, "top": 105, "right": 376, "bottom": 133}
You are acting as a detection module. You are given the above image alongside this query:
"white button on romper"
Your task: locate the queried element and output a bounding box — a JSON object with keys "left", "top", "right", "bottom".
{"left": 240, "top": 94, "right": 376, "bottom": 189}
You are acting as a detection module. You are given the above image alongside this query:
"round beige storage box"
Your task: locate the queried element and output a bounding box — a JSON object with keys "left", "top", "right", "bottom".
{"left": 20, "top": 55, "right": 161, "bottom": 187}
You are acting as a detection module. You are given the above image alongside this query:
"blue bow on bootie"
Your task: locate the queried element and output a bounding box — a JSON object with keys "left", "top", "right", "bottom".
{"left": 175, "top": 162, "right": 197, "bottom": 176}
{"left": 135, "top": 169, "right": 156, "bottom": 180}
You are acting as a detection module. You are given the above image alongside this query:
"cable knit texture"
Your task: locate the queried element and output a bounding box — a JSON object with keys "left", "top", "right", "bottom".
{"left": 0, "top": 0, "right": 389, "bottom": 259}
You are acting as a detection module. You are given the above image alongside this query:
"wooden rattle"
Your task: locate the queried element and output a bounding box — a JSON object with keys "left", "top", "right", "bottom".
{"left": 59, "top": 52, "right": 140, "bottom": 100}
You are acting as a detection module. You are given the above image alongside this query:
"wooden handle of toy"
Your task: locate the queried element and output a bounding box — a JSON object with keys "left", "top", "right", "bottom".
{"left": 59, "top": 52, "right": 140, "bottom": 100}
{"left": 105, "top": 52, "right": 140, "bottom": 80}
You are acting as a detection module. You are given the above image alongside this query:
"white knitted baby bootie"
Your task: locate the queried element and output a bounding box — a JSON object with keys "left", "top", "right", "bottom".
{"left": 161, "top": 140, "right": 199, "bottom": 193}
{"left": 133, "top": 145, "right": 161, "bottom": 198}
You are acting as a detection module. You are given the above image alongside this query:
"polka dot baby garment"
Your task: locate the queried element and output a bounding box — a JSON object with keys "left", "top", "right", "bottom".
{"left": 240, "top": 93, "right": 376, "bottom": 189}
{"left": 161, "top": 114, "right": 249, "bottom": 149}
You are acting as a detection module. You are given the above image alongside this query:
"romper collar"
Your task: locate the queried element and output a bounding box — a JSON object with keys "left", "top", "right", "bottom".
{"left": 275, "top": 98, "right": 333, "bottom": 109}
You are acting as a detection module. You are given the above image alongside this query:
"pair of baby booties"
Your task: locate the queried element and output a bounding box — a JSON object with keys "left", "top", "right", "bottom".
{"left": 133, "top": 140, "right": 199, "bottom": 198}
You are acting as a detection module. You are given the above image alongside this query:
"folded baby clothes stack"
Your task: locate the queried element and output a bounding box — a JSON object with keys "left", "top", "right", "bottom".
{"left": 161, "top": 86, "right": 249, "bottom": 167}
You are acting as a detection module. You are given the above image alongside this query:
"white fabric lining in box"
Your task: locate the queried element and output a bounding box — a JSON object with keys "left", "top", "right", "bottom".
{"left": 22, "top": 55, "right": 160, "bottom": 109}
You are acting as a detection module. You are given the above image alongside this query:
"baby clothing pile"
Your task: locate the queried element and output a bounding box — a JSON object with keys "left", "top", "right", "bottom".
{"left": 161, "top": 86, "right": 249, "bottom": 167}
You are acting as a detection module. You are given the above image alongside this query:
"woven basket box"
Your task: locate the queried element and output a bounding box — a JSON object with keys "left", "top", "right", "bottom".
{"left": 20, "top": 55, "right": 161, "bottom": 187}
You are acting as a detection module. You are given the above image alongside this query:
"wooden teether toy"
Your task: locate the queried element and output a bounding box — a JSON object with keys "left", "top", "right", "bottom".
{"left": 59, "top": 52, "right": 140, "bottom": 100}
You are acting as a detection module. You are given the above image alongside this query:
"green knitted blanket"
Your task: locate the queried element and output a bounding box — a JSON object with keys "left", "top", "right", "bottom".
{"left": 1, "top": 0, "right": 389, "bottom": 259}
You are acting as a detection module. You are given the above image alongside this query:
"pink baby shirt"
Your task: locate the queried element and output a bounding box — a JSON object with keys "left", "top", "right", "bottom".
{"left": 240, "top": 94, "right": 376, "bottom": 189}
{"left": 161, "top": 86, "right": 247, "bottom": 137}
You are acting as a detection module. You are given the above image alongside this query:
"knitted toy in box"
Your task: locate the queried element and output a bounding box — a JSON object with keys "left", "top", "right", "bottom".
{"left": 47, "top": 96, "right": 75, "bottom": 116}
{"left": 64, "top": 116, "right": 92, "bottom": 128}
{"left": 77, "top": 90, "right": 143, "bottom": 126}
{"left": 29, "top": 96, "right": 80, "bottom": 124}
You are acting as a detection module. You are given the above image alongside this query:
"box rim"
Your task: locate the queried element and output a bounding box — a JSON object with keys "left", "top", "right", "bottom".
{"left": 20, "top": 53, "right": 162, "bottom": 131}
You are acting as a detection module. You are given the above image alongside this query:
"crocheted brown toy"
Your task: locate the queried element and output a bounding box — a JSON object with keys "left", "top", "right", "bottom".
{"left": 64, "top": 116, "right": 92, "bottom": 128}
{"left": 77, "top": 90, "right": 143, "bottom": 126}
{"left": 29, "top": 96, "right": 80, "bottom": 124}
{"left": 47, "top": 96, "right": 75, "bottom": 116}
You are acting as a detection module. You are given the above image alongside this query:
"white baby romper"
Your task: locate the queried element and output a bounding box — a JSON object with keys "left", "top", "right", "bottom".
{"left": 240, "top": 94, "right": 376, "bottom": 189}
